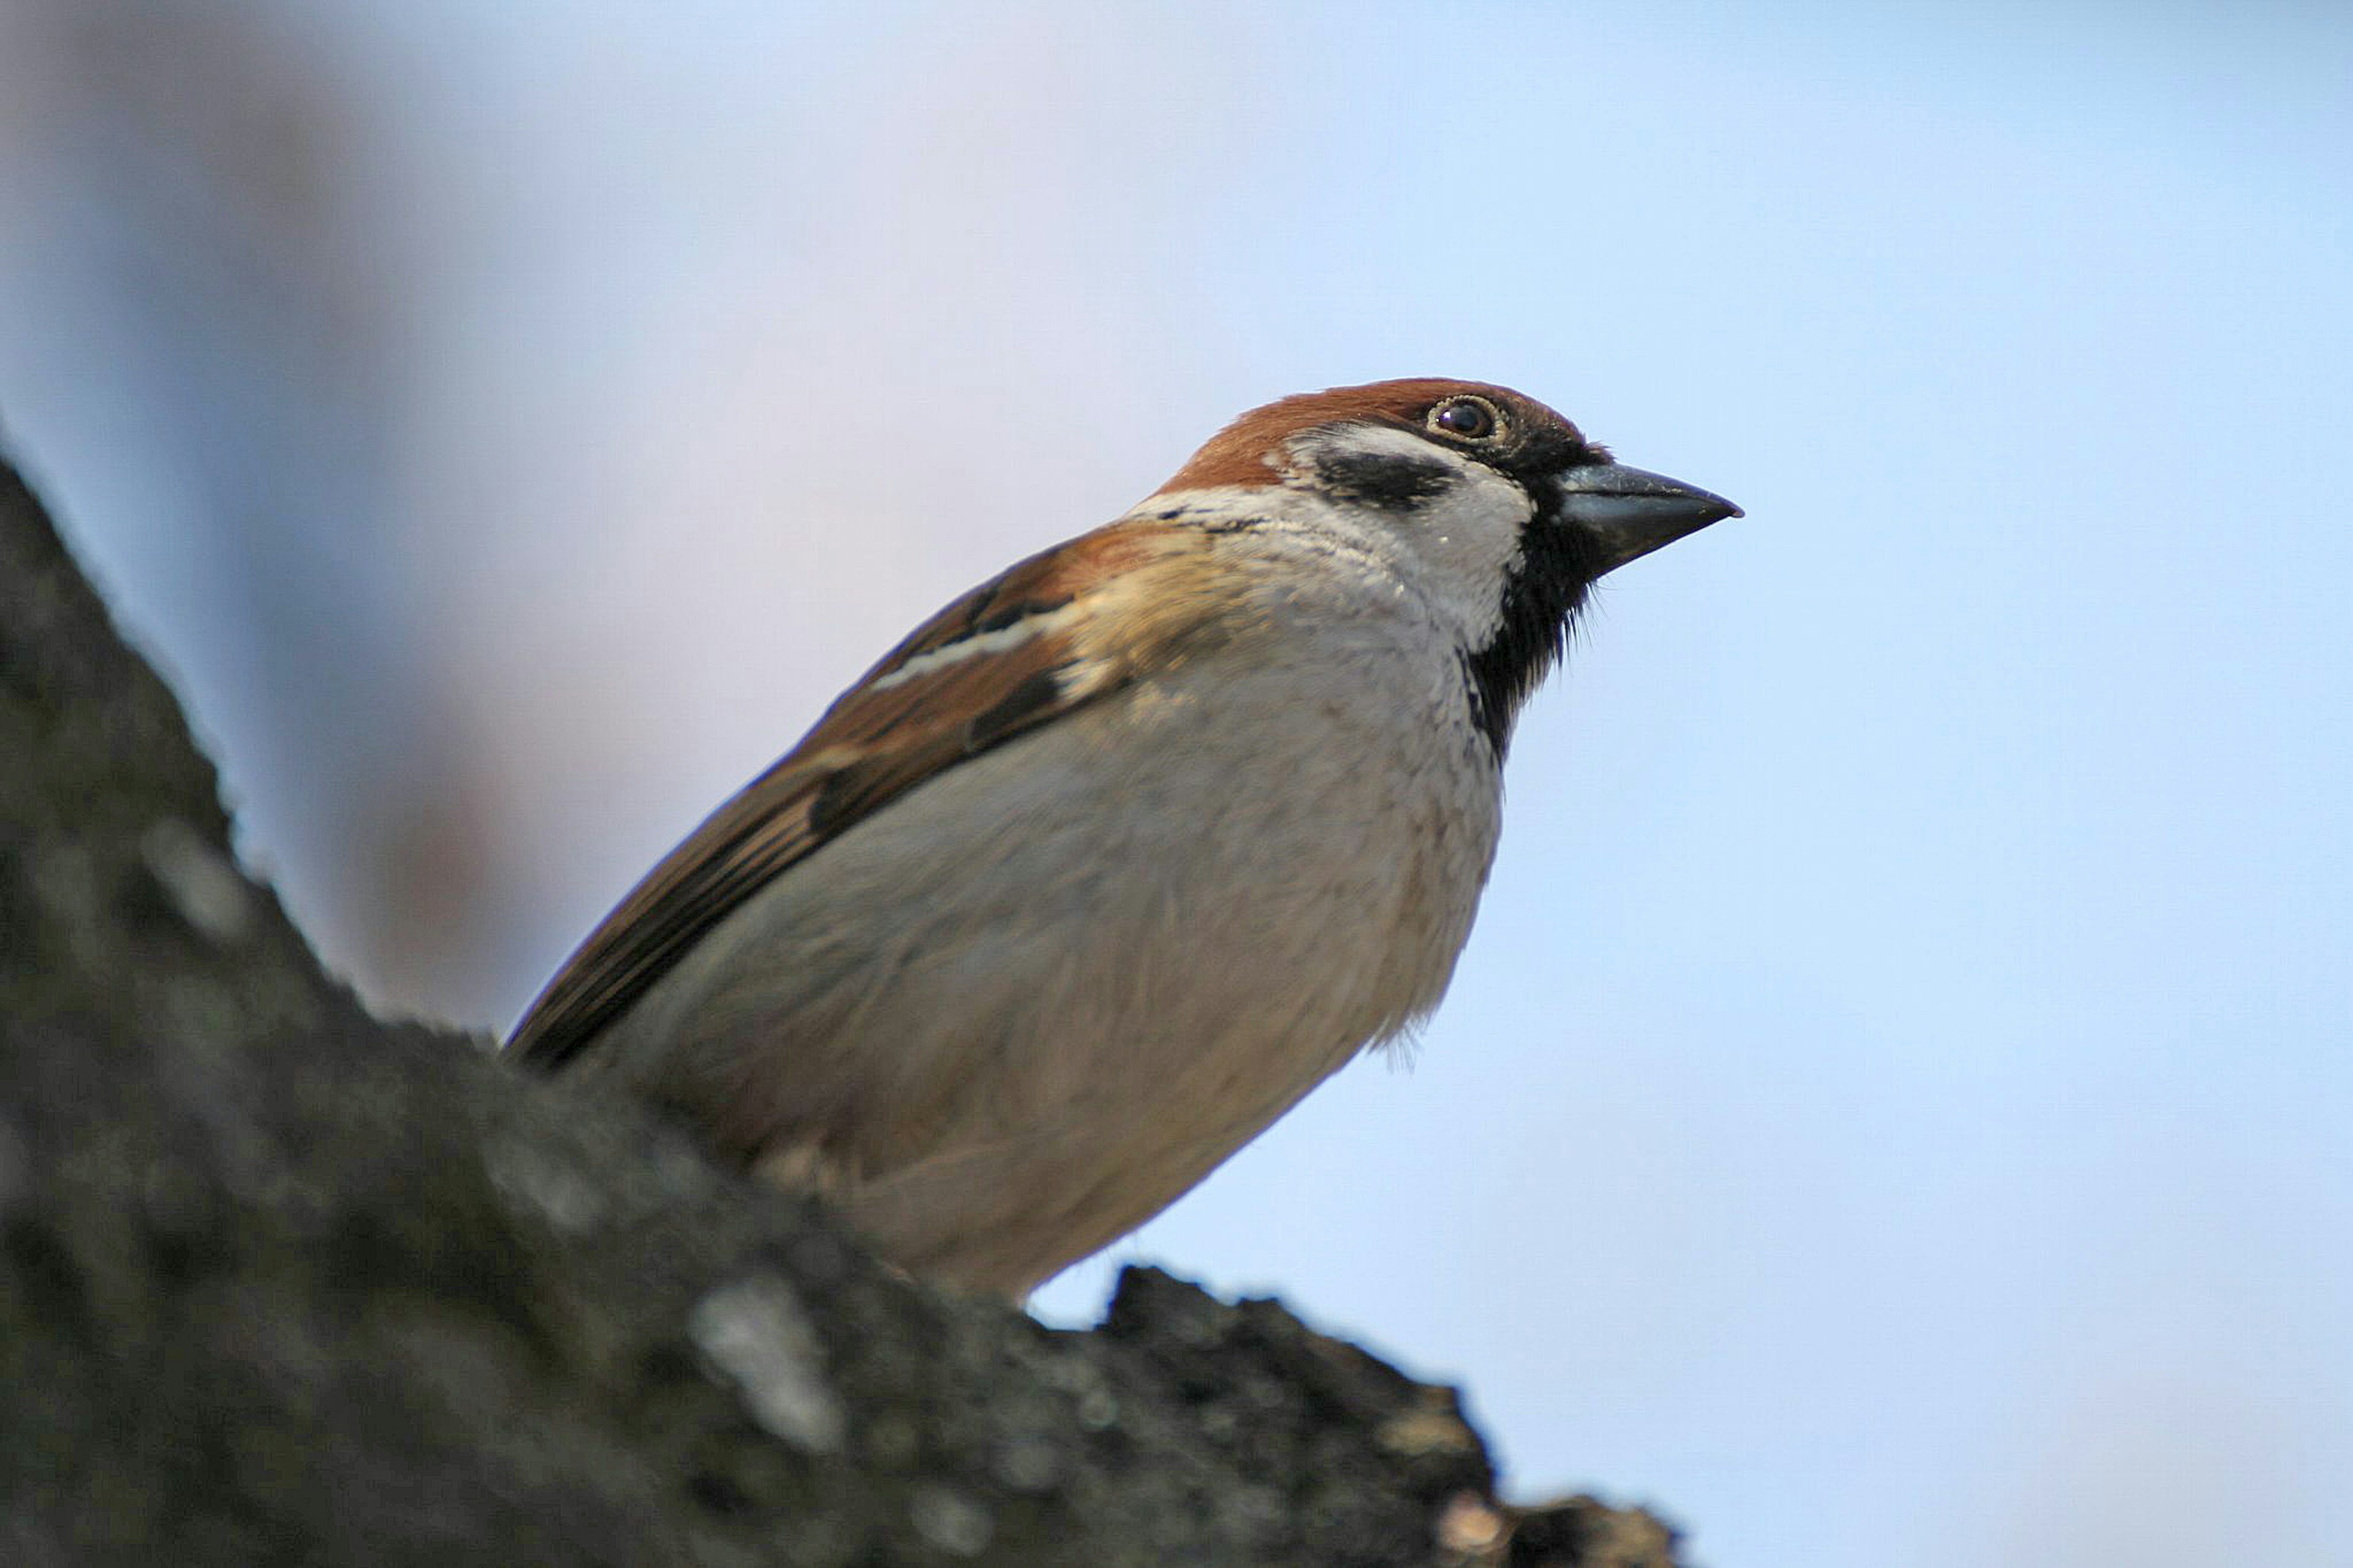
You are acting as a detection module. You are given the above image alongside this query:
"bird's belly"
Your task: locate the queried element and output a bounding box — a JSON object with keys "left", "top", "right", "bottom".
{"left": 609, "top": 652, "right": 1501, "bottom": 1293}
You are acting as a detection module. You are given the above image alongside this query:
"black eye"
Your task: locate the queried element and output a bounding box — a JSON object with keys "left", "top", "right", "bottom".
{"left": 1429, "top": 397, "right": 1500, "bottom": 441}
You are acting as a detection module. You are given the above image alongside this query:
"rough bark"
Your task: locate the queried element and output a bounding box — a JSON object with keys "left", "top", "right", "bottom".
{"left": 0, "top": 451, "right": 1684, "bottom": 1567}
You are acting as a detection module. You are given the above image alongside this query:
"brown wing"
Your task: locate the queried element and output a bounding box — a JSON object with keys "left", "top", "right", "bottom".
{"left": 506, "top": 524, "right": 1191, "bottom": 1070}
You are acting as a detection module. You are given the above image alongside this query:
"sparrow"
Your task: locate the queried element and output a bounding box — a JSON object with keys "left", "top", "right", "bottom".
{"left": 507, "top": 379, "right": 1737, "bottom": 1298}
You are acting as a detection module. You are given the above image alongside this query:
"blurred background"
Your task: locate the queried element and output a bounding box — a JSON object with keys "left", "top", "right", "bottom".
{"left": 2, "top": 2, "right": 2347, "bottom": 1562}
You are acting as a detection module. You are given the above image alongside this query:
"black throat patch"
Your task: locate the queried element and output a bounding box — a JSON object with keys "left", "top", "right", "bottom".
{"left": 1459, "top": 488, "right": 1607, "bottom": 758}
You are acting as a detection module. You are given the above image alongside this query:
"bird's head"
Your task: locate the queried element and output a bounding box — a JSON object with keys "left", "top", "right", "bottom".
{"left": 1146, "top": 377, "right": 1741, "bottom": 750}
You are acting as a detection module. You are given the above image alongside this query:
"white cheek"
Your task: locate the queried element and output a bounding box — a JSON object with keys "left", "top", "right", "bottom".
{"left": 1284, "top": 423, "right": 1530, "bottom": 645}
{"left": 1398, "top": 465, "right": 1529, "bottom": 645}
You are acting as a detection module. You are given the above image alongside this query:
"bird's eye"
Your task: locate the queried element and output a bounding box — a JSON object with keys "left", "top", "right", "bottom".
{"left": 1428, "top": 397, "right": 1501, "bottom": 441}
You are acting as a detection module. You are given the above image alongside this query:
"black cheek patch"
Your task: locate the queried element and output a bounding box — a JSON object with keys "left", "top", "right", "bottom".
{"left": 1314, "top": 450, "right": 1460, "bottom": 509}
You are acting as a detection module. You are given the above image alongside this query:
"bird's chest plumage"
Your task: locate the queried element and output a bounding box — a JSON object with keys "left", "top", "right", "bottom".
{"left": 827, "top": 611, "right": 1504, "bottom": 1135}
{"left": 1066, "top": 616, "right": 1505, "bottom": 1073}
{"left": 599, "top": 602, "right": 1503, "bottom": 1293}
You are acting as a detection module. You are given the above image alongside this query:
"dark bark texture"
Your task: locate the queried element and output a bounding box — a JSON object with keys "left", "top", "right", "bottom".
{"left": 0, "top": 452, "right": 1684, "bottom": 1568}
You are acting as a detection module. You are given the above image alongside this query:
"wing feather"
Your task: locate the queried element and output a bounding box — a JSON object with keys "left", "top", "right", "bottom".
{"left": 506, "top": 523, "right": 1192, "bottom": 1068}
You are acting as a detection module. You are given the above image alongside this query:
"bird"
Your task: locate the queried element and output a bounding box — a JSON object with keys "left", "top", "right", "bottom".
{"left": 507, "top": 378, "right": 1737, "bottom": 1298}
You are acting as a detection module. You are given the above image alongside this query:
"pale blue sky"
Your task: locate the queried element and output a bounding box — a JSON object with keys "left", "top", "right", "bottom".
{"left": 3, "top": 4, "right": 2347, "bottom": 1564}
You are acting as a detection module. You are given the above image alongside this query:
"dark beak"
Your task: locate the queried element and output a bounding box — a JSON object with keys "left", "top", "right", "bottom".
{"left": 1553, "top": 463, "right": 1741, "bottom": 574}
